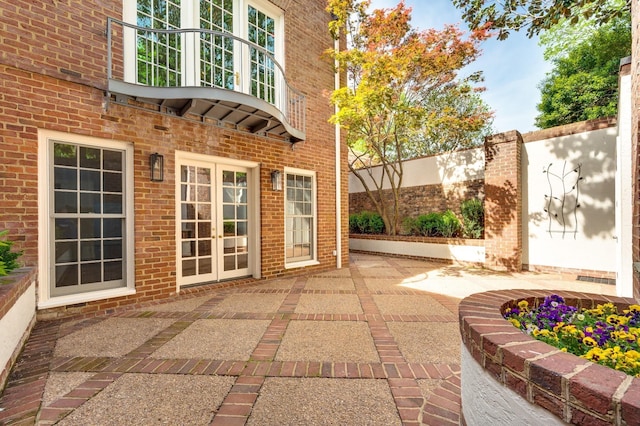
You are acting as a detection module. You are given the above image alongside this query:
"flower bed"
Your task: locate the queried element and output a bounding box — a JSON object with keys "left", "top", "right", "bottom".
{"left": 504, "top": 295, "right": 640, "bottom": 377}
{"left": 459, "top": 290, "right": 640, "bottom": 425}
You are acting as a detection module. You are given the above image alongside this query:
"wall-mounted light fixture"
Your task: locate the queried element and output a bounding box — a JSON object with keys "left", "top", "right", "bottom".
{"left": 270, "top": 170, "right": 282, "bottom": 191}
{"left": 150, "top": 153, "right": 164, "bottom": 182}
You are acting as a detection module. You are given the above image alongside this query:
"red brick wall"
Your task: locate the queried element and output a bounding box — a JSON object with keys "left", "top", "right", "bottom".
{"left": 0, "top": 0, "right": 347, "bottom": 317}
{"left": 521, "top": 117, "right": 617, "bottom": 143}
{"left": 349, "top": 180, "right": 484, "bottom": 223}
{"left": 484, "top": 131, "right": 522, "bottom": 271}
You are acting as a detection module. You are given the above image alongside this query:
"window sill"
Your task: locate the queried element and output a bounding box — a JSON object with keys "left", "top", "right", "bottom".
{"left": 38, "top": 287, "right": 136, "bottom": 310}
{"left": 285, "top": 259, "right": 320, "bottom": 270}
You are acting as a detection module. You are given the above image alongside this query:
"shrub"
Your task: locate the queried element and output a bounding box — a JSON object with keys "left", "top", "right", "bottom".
{"left": 411, "top": 211, "right": 462, "bottom": 238}
{"left": 0, "top": 231, "right": 22, "bottom": 277}
{"left": 461, "top": 198, "right": 484, "bottom": 239}
{"left": 415, "top": 213, "right": 442, "bottom": 237}
{"left": 437, "top": 210, "right": 462, "bottom": 238}
{"left": 349, "top": 211, "right": 385, "bottom": 234}
{"left": 349, "top": 214, "right": 359, "bottom": 234}
{"left": 401, "top": 217, "right": 419, "bottom": 235}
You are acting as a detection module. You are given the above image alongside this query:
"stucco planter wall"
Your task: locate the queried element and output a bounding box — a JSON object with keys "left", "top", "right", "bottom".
{"left": 0, "top": 268, "right": 37, "bottom": 392}
{"left": 349, "top": 234, "right": 484, "bottom": 264}
{"left": 459, "top": 290, "right": 640, "bottom": 425}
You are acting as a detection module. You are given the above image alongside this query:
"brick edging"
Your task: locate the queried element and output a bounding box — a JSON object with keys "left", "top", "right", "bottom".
{"left": 458, "top": 290, "right": 640, "bottom": 425}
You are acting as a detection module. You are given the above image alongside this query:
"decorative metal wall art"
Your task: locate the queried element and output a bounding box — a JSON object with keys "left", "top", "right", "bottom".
{"left": 542, "top": 162, "right": 583, "bottom": 239}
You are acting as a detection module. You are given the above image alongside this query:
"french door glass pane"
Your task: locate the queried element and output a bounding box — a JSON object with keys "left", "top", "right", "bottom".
{"left": 200, "top": 0, "right": 234, "bottom": 89}
{"left": 136, "top": 0, "right": 182, "bottom": 86}
{"left": 180, "top": 165, "right": 214, "bottom": 279}
{"left": 221, "top": 169, "right": 249, "bottom": 273}
{"left": 248, "top": 6, "right": 275, "bottom": 103}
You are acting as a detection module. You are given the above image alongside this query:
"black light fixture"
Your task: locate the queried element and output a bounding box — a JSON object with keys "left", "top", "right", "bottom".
{"left": 271, "top": 170, "right": 282, "bottom": 191}
{"left": 150, "top": 153, "right": 164, "bottom": 182}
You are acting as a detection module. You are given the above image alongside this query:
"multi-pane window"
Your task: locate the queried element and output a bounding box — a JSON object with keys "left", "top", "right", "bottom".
{"left": 51, "top": 142, "right": 126, "bottom": 296}
{"left": 285, "top": 172, "right": 315, "bottom": 262}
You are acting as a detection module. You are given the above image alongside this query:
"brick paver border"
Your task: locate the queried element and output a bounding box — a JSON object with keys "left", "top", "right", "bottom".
{"left": 0, "top": 258, "right": 462, "bottom": 425}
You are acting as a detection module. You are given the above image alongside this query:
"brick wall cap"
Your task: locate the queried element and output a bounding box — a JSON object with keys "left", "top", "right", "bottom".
{"left": 459, "top": 289, "right": 640, "bottom": 425}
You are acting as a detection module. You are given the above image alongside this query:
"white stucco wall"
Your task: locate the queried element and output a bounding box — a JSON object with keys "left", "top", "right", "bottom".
{"left": 349, "top": 148, "right": 485, "bottom": 193}
{"left": 349, "top": 238, "right": 485, "bottom": 263}
{"left": 522, "top": 127, "right": 617, "bottom": 273}
{"left": 461, "top": 345, "right": 566, "bottom": 426}
{"left": 0, "top": 281, "right": 36, "bottom": 372}
{"left": 616, "top": 67, "right": 633, "bottom": 296}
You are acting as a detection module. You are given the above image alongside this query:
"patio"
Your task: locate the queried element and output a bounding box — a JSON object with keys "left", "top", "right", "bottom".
{"left": 0, "top": 253, "right": 615, "bottom": 425}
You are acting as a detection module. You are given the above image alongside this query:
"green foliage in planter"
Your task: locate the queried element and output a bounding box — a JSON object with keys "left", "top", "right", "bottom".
{"left": 461, "top": 198, "right": 484, "bottom": 239}
{"left": 401, "top": 216, "right": 419, "bottom": 236}
{"left": 349, "top": 211, "right": 385, "bottom": 234}
{"left": 0, "top": 231, "right": 22, "bottom": 277}
{"left": 412, "top": 211, "right": 462, "bottom": 238}
{"left": 438, "top": 210, "right": 462, "bottom": 238}
{"left": 414, "top": 213, "right": 441, "bottom": 237}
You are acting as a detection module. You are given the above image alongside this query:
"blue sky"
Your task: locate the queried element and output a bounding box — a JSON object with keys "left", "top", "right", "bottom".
{"left": 369, "top": 0, "right": 553, "bottom": 133}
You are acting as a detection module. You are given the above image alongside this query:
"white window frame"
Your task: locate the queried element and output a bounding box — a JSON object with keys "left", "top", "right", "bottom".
{"left": 284, "top": 167, "right": 318, "bottom": 269}
{"left": 37, "top": 130, "right": 135, "bottom": 309}
{"left": 122, "top": 0, "right": 285, "bottom": 88}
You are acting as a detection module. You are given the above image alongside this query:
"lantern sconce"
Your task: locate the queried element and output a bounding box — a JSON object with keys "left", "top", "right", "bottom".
{"left": 271, "top": 170, "right": 282, "bottom": 191}
{"left": 150, "top": 153, "right": 164, "bottom": 182}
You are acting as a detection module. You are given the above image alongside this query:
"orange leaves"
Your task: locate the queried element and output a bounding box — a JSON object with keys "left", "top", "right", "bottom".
{"left": 327, "top": 0, "right": 493, "bottom": 160}
{"left": 361, "top": 1, "right": 412, "bottom": 51}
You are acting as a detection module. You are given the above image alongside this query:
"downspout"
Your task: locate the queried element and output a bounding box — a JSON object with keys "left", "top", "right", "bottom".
{"left": 334, "top": 34, "right": 342, "bottom": 269}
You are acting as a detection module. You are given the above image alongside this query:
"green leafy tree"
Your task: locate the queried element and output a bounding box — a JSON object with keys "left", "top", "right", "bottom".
{"left": 539, "top": 0, "right": 628, "bottom": 61}
{"left": 327, "top": 0, "right": 493, "bottom": 235}
{"left": 535, "top": 17, "right": 630, "bottom": 128}
{"left": 452, "top": 0, "right": 630, "bottom": 40}
{"left": 411, "top": 84, "right": 494, "bottom": 155}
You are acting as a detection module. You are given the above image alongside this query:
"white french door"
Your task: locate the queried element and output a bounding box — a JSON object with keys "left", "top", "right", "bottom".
{"left": 177, "top": 157, "right": 254, "bottom": 287}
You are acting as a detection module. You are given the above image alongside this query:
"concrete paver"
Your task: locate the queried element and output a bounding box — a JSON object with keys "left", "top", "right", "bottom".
{"left": 0, "top": 253, "right": 616, "bottom": 425}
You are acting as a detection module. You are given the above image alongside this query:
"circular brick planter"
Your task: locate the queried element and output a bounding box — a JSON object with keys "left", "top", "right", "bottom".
{"left": 458, "top": 290, "right": 640, "bottom": 425}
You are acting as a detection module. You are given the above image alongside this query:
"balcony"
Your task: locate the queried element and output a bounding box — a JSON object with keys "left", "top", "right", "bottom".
{"left": 106, "top": 18, "right": 305, "bottom": 142}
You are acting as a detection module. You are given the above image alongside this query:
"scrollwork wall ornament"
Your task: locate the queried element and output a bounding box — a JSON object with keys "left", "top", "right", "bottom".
{"left": 542, "top": 162, "right": 583, "bottom": 239}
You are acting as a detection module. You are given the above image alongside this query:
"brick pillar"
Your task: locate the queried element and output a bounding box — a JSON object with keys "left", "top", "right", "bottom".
{"left": 484, "top": 131, "right": 523, "bottom": 271}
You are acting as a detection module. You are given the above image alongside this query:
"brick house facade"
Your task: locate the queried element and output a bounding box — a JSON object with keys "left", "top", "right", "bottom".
{"left": 0, "top": 0, "right": 348, "bottom": 318}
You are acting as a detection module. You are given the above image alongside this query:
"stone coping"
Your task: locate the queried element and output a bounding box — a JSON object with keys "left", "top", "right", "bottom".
{"left": 459, "top": 290, "right": 640, "bottom": 425}
{"left": 0, "top": 267, "right": 35, "bottom": 321}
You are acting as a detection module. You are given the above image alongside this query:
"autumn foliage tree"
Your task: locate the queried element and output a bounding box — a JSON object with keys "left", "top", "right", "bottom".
{"left": 327, "top": 0, "right": 493, "bottom": 235}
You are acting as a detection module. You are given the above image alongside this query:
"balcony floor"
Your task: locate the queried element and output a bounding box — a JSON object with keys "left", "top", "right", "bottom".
{"left": 108, "top": 80, "right": 305, "bottom": 143}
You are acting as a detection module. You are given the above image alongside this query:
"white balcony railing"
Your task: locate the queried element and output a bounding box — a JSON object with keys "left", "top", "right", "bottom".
{"left": 106, "top": 18, "right": 305, "bottom": 141}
